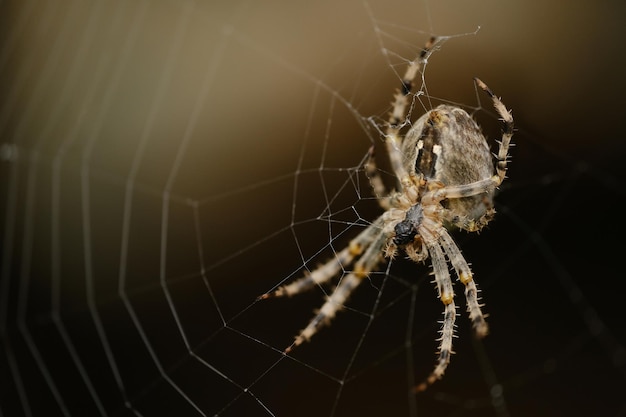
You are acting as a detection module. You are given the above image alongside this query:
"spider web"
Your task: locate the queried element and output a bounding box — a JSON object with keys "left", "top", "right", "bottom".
{"left": 1, "top": 1, "right": 625, "bottom": 416}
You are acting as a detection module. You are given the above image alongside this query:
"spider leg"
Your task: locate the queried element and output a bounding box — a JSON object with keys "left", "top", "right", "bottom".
{"left": 416, "top": 230, "right": 457, "bottom": 392}
{"left": 385, "top": 37, "right": 437, "bottom": 190}
{"left": 259, "top": 217, "right": 384, "bottom": 299}
{"left": 438, "top": 228, "right": 488, "bottom": 337}
{"left": 426, "top": 177, "right": 499, "bottom": 202}
{"left": 285, "top": 230, "right": 387, "bottom": 353}
{"left": 365, "top": 146, "right": 392, "bottom": 210}
{"left": 474, "top": 78, "right": 514, "bottom": 186}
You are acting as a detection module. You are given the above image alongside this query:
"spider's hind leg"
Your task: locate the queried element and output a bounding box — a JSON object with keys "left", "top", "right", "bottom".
{"left": 286, "top": 230, "right": 387, "bottom": 353}
{"left": 259, "top": 217, "right": 385, "bottom": 300}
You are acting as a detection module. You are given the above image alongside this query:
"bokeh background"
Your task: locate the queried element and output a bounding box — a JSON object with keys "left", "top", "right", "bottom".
{"left": 1, "top": 1, "right": 625, "bottom": 416}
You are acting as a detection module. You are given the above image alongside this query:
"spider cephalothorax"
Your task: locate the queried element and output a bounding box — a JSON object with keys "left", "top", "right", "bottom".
{"left": 260, "top": 37, "right": 514, "bottom": 391}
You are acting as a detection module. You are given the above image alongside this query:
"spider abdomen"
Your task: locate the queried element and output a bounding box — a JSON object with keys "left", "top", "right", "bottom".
{"left": 403, "top": 105, "right": 495, "bottom": 229}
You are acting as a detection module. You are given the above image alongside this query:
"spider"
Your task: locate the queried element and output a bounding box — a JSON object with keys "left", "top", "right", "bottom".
{"left": 260, "top": 37, "right": 514, "bottom": 391}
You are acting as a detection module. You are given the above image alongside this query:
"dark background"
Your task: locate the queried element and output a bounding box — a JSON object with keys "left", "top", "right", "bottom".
{"left": 1, "top": 1, "right": 625, "bottom": 416}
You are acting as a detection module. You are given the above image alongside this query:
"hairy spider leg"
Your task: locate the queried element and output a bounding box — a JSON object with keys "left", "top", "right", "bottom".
{"left": 260, "top": 217, "right": 385, "bottom": 299}
{"left": 285, "top": 230, "right": 388, "bottom": 353}
{"left": 474, "top": 78, "right": 514, "bottom": 186}
{"left": 385, "top": 37, "right": 437, "bottom": 190}
{"left": 365, "top": 146, "right": 392, "bottom": 210}
{"left": 438, "top": 230, "right": 488, "bottom": 337}
{"left": 416, "top": 228, "right": 457, "bottom": 392}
